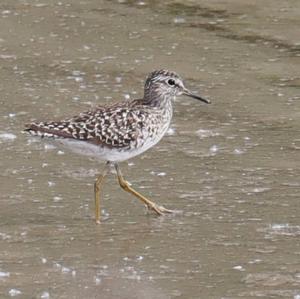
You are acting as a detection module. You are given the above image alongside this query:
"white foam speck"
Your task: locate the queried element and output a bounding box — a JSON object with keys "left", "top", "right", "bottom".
{"left": 209, "top": 145, "right": 219, "bottom": 154}
{"left": 173, "top": 17, "right": 186, "bottom": 24}
{"left": 48, "top": 181, "right": 55, "bottom": 187}
{"left": 72, "top": 70, "right": 82, "bottom": 76}
{"left": 270, "top": 223, "right": 290, "bottom": 230}
{"left": 0, "top": 133, "right": 17, "bottom": 141}
{"left": 166, "top": 127, "right": 176, "bottom": 136}
{"left": 233, "top": 148, "right": 244, "bottom": 155}
{"left": 75, "top": 77, "right": 83, "bottom": 82}
{"left": 44, "top": 144, "right": 56, "bottom": 150}
{"left": 40, "top": 291, "right": 50, "bottom": 299}
{"left": 9, "top": 289, "right": 22, "bottom": 296}
{"left": 157, "top": 172, "right": 166, "bottom": 177}
{"left": 72, "top": 96, "right": 80, "bottom": 101}
{"left": 248, "top": 259, "right": 262, "bottom": 264}
{"left": 53, "top": 196, "right": 62, "bottom": 202}
{"left": 34, "top": 3, "right": 48, "bottom": 8}
{"left": 252, "top": 187, "right": 270, "bottom": 193}
{"left": 233, "top": 265, "right": 245, "bottom": 271}
{"left": 0, "top": 54, "right": 16, "bottom": 59}
{"left": 0, "top": 271, "right": 10, "bottom": 278}
{"left": 150, "top": 171, "right": 166, "bottom": 177}
{"left": 115, "top": 76, "right": 122, "bottom": 83}
{"left": 95, "top": 277, "right": 102, "bottom": 285}
{"left": 44, "top": 143, "right": 56, "bottom": 151}
{"left": 61, "top": 266, "right": 71, "bottom": 273}
{"left": 0, "top": 232, "right": 11, "bottom": 240}
{"left": 196, "top": 129, "right": 220, "bottom": 138}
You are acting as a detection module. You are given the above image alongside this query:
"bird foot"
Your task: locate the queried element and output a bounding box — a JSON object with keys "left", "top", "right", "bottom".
{"left": 147, "top": 203, "right": 175, "bottom": 215}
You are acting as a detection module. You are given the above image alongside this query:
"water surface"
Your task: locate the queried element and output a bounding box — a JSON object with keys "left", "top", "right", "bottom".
{"left": 0, "top": 1, "right": 299, "bottom": 298}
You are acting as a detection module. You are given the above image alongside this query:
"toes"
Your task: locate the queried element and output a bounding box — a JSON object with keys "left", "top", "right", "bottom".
{"left": 149, "top": 204, "right": 174, "bottom": 215}
{"left": 158, "top": 206, "right": 175, "bottom": 214}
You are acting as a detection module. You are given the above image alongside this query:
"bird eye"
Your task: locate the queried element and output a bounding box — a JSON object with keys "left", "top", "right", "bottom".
{"left": 167, "top": 79, "right": 176, "bottom": 86}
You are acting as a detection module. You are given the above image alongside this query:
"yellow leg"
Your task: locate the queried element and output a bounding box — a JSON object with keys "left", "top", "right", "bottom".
{"left": 114, "top": 163, "right": 174, "bottom": 215}
{"left": 94, "top": 162, "right": 110, "bottom": 224}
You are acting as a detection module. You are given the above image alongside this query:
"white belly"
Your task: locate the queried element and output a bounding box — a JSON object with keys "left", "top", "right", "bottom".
{"left": 57, "top": 120, "right": 170, "bottom": 162}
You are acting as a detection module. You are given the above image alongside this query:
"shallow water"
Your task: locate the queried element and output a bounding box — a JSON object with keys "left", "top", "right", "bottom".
{"left": 0, "top": 1, "right": 300, "bottom": 298}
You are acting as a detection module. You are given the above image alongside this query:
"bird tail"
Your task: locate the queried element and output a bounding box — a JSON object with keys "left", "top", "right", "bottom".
{"left": 24, "top": 122, "right": 72, "bottom": 139}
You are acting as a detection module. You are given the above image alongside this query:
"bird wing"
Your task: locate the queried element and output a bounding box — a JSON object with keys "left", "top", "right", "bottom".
{"left": 25, "top": 105, "right": 145, "bottom": 149}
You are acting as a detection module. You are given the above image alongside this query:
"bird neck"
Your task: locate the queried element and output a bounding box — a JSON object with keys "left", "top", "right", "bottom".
{"left": 143, "top": 89, "right": 173, "bottom": 109}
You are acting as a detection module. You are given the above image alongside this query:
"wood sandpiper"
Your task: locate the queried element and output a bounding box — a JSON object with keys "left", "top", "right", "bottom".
{"left": 25, "top": 69, "right": 210, "bottom": 223}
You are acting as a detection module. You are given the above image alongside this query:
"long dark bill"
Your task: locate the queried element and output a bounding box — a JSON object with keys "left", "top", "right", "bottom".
{"left": 183, "top": 88, "right": 211, "bottom": 104}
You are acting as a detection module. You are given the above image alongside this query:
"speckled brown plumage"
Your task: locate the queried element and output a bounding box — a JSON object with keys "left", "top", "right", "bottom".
{"left": 26, "top": 102, "right": 139, "bottom": 146}
{"left": 25, "top": 69, "right": 210, "bottom": 223}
